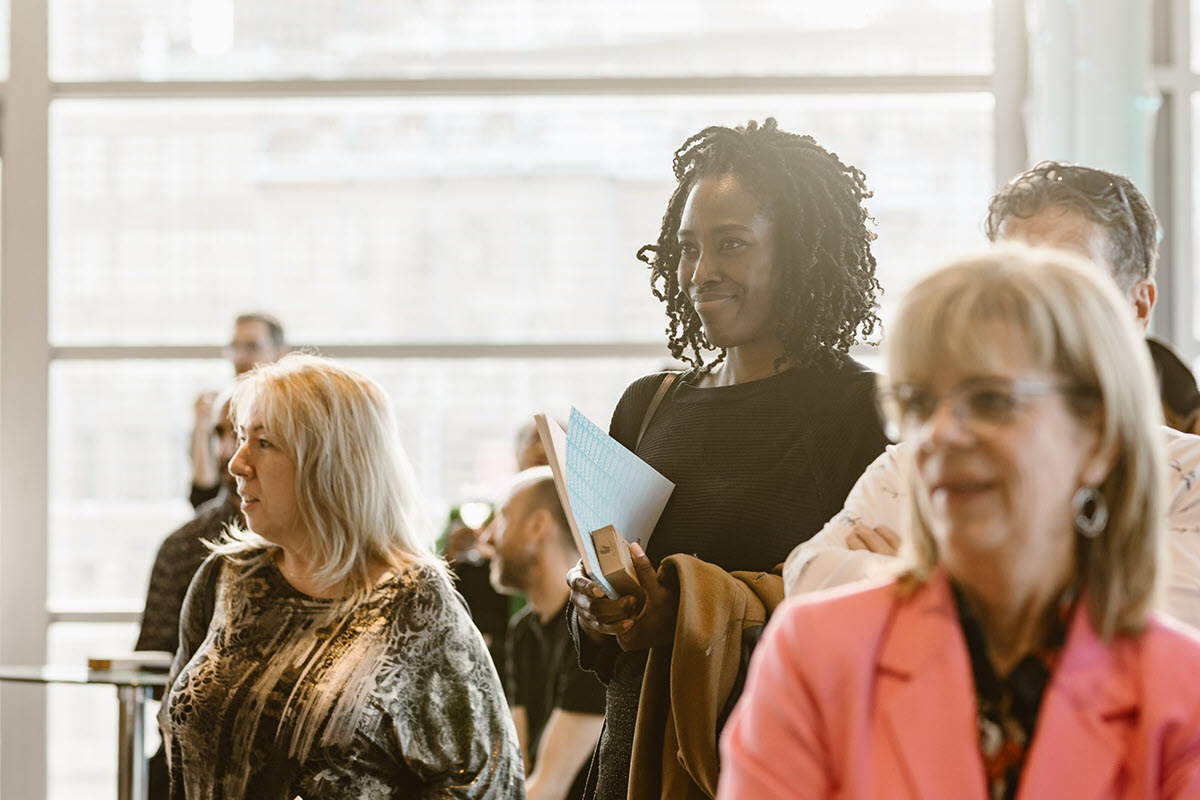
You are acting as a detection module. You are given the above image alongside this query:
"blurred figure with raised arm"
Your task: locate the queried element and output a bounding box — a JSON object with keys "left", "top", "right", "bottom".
{"left": 189, "top": 312, "right": 288, "bottom": 508}
{"left": 720, "top": 247, "right": 1200, "bottom": 799}
{"left": 138, "top": 389, "right": 241, "bottom": 800}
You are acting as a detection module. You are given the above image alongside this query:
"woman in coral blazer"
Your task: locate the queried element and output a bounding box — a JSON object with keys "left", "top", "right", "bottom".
{"left": 719, "top": 246, "right": 1200, "bottom": 799}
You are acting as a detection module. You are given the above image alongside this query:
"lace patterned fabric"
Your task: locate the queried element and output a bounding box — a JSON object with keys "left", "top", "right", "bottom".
{"left": 162, "top": 550, "right": 525, "bottom": 799}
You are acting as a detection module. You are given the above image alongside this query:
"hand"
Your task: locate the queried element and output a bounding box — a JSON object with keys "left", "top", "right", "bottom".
{"left": 845, "top": 523, "right": 901, "bottom": 556}
{"left": 445, "top": 521, "right": 482, "bottom": 566}
{"left": 567, "top": 559, "right": 640, "bottom": 645}
{"left": 191, "top": 391, "right": 221, "bottom": 488}
{"left": 194, "top": 391, "right": 217, "bottom": 427}
{"left": 614, "top": 543, "right": 678, "bottom": 653}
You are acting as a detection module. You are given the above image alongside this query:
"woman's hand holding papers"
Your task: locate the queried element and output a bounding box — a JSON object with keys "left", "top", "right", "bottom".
{"left": 568, "top": 560, "right": 639, "bottom": 644}
{"left": 567, "top": 544, "right": 679, "bottom": 652}
{"left": 615, "top": 544, "right": 678, "bottom": 652}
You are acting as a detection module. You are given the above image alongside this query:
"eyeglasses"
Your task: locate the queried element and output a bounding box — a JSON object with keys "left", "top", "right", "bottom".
{"left": 877, "top": 377, "right": 1095, "bottom": 438}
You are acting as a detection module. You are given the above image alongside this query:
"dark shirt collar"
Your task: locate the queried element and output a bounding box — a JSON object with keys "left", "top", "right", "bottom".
{"left": 951, "top": 578, "right": 1076, "bottom": 749}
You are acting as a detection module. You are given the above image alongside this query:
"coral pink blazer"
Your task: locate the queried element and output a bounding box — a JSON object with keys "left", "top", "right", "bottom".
{"left": 718, "top": 572, "right": 1200, "bottom": 799}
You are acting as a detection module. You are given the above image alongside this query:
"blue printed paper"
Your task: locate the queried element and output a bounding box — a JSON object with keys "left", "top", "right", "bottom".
{"left": 564, "top": 407, "right": 674, "bottom": 552}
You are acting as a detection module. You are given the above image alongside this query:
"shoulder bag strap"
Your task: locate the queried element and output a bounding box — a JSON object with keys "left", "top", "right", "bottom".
{"left": 635, "top": 372, "right": 679, "bottom": 450}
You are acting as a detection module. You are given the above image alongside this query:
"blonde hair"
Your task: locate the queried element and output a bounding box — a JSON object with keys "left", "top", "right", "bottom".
{"left": 884, "top": 244, "right": 1164, "bottom": 638}
{"left": 214, "top": 353, "right": 444, "bottom": 601}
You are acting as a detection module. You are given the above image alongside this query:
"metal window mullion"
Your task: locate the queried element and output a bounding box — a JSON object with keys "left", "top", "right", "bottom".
{"left": 49, "top": 74, "right": 991, "bottom": 99}
{"left": 1149, "top": 0, "right": 1198, "bottom": 359}
{"left": 47, "top": 611, "right": 141, "bottom": 625}
{"left": 1171, "top": 0, "right": 1198, "bottom": 361}
{"left": 1, "top": 0, "right": 51, "bottom": 797}
{"left": 51, "top": 342, "right": 670, "bottom": 361}
{"left": 993, "top": 0, "right": 1030, "bottom": 186}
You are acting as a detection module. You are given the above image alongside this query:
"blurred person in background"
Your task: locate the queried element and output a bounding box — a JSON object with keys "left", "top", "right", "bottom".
{"left": 441, "top": 500, "right": 511, "bottom": 671}
{"left": 162, "top": 354, "right": 523, "bottom": 799}
{"left": 1147, "top": 337, "right": 1200, "bottom": 434}
{"left": 137, "top": 389, "right": 241, "bottom": 800}
{"left": 720, "top": 247, "right": 1200, "bottom": 799}
{"left": 567, "top": 119, "right": 889, "bottom": 799}
{"left": 139, "top": 390, "right": 241, "bottom": 655}
{"left": 480, "top": 467, "right": 605, "bottom": 800}
{"left": 515, "top": 418, "right": 550, "bottom": 471}
{"left": 440, "top": 416, "right": 560, "bottom": 669}
{"left": 189, "top": 312, "right": 288, "bottom": 508}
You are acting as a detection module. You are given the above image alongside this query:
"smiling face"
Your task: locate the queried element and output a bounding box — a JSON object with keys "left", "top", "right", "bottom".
{"left": 676, "top": 173, "right": 780, "bottom": 351}
{"left": 228, "top": 399, "right": 306, "bottom": 549}
{"left": 905, "top": 324, "right": 1110, "bottom": 589}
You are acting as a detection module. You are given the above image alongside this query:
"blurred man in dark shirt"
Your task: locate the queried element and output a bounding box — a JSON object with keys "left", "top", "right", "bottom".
{"left": 481, "top": 467, "right": 605, "bottom": 800}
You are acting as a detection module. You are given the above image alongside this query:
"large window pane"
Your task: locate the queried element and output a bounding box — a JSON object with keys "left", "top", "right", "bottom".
{"left": 52, "top": 94, "right": 993, "bottom": 347}
{"left": 51, "top": 0, "right": 991, "bottom": 81}
{"left": 49, "top": 357, "right": 661, "bottom": 607}
{"left": 48, "top": 361, "right": 226, "bottom": 608}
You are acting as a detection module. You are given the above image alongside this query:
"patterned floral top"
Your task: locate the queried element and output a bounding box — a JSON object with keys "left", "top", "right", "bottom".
{"left": 952, "top": 581, "right": 1073, "bottom": 800}
{"left": 161, "top": 549, "right": 525, "bottom": 799}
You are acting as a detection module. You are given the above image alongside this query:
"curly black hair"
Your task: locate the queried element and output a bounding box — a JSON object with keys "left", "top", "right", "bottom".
{"left": 983, "top": 161, "right": 1159, "bottom": 290}
{"left": 637, "top": 118, "right": 882, "bottom": 373}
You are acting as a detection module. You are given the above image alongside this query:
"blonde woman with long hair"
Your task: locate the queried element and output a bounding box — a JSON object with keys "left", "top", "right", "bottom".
{"left": 161, "top": 354, "right": 524, "bottom": 799}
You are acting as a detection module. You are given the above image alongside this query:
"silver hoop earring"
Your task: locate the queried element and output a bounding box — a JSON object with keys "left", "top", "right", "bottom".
{"left": 1073, "top": 486, "right": 1108, "bottom": 538}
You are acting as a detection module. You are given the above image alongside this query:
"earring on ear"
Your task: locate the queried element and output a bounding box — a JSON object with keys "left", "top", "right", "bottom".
{"left": 1072, "top": 486, "right": 1108, "bottom": 538}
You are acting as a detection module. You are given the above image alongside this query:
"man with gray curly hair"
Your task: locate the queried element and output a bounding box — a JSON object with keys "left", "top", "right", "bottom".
{"left": 784, "top": 162, "right": 1200, "bottom": 629}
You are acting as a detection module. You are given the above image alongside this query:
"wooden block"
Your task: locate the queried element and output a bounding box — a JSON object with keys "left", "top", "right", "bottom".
{"left": 87, "top": 650, "right": 173, "bottom": 672}
{"left": 590, "top": 525, "right": 640, "bottom": 597}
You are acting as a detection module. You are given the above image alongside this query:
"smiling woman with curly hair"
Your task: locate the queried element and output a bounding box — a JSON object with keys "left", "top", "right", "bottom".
{"left": 566, "top": 118, "right": 889, "bottom": 800}
{"left": 641, "top": 117, "right": 883, "bottom": 374}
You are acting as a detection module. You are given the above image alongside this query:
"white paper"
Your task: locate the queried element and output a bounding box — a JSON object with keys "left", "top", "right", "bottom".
{"left": 533, "top": 407, "right": 675, "bottom": 599}
{"left": 564, "top": 406, "right": 674, "bottom": 551}
{"left": 534, "top": 412, "right": 613, "bottom": 596}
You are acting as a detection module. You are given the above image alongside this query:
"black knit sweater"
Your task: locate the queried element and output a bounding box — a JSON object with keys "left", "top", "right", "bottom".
{"left": 574, "top": 355, "right": 888, "bottom": 800}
